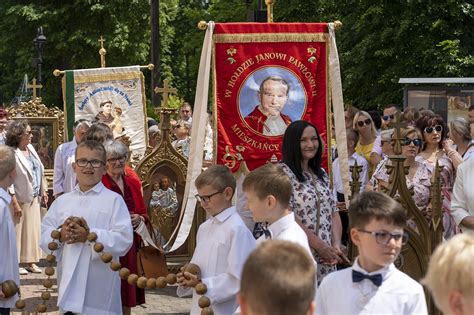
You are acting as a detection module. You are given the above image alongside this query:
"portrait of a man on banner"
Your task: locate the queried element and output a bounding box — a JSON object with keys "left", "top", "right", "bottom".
{"left": 213, "top": 23, "right": 330, "bottom": 172}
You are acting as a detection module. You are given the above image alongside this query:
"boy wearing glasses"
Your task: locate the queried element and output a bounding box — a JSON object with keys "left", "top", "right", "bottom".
{"left": 316, "top": 191, "right": 427, "bottom": 314}
{"left": 40, "top": 140, "right": 133, "bottom": 315}
{"left": 177, "top": 165, "right": 256, "bottom": 315}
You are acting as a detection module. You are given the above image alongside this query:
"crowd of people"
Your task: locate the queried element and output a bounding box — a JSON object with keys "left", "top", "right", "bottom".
{"left": 1, "top": 101, "right": 474, "bottom": 315}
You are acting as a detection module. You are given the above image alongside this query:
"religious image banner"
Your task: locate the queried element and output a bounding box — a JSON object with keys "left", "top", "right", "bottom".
{"left": 213, "top": 23, "right": 330, "bottom": 172}
{"left": 62, "top": 66, "right": 147, "bottom": 158}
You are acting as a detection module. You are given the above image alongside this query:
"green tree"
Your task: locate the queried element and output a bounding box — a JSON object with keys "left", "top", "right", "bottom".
{"left": 0, "top": 1, "right": 150, "bottom": 107}
{"left": 273, "top": 0, "right": 474, "bottom": 110}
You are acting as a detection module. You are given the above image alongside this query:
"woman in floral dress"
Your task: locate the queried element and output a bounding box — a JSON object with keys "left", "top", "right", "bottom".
{"left": 415, "top": 114, "right": 458, "bottom": 238}
{"left": 281, "top": 120, "right": 343, "bottom": 282}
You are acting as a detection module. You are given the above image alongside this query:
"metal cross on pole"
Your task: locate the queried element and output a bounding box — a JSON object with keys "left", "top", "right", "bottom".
{"left": 27, "top": 78, "right": 43, "bottom": 100}
{"left": 154, "top": 79, "right": 177, "bottom": 107}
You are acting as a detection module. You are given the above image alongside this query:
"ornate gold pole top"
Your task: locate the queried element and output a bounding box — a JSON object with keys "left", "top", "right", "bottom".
{"left": 198, "top": 21, "right": 208, "bottom": 30}
{"left": 334, "top": 20, "right": 343, "bottom": 30}
{"left": 265, "top": 0, "right": 275, "bottom": 23}
{"left": 98, "top": 36, "right": 106, "bottom": 68}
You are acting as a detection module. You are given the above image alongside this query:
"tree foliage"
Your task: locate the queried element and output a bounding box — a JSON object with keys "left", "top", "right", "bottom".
{"left": 0, "top": 0, "right": 472, "bottom": 112}
{"left": 274, "top": 0, "right": 474, "bottom": 110}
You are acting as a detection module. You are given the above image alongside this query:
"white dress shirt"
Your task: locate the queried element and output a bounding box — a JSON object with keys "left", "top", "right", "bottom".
{"left": 332, "top": 152, "right": 369, "bottom": 198}
{"left": 256, "top": 212, "right": 312, "bottom": 256}
{"left": 177, "top": 206, "right": 256, "bottom": 315}
{"left": 235, "top": 212, "right": 315, "bottom": 315}
{"left": 53, "top": 139, "right": 78, "bottom": 196}
{"left": 316, "top": 258, "right": 427, "bottom": 315}
{"left": 451, "top": 157, "right": 474, "bottom": 232}
{"left": 0, "top": 188, "right": 19, "bottom": 308}
{"left": 40, "top": 182, "right": 133, "bottom": 315}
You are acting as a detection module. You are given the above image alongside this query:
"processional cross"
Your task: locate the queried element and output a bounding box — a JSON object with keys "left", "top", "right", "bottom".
{"left": 27, "top": 78, "right": 43, "bottom": 100}
{"left": 153, "top": 79, "right": 178, "bottom": 140}
{"left": 154, "top": 79, "right": 177, "bottom": 107}
{"left": 98, "top": 36, "right": 107, "bottom": 68}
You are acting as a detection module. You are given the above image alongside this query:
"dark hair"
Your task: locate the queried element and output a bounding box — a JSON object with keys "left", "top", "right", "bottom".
{"left": 5, "top": 119, "right": 29, "bottom": 148}
{"left": 282, "top": 120, "right": 324, "bottom": 182}
{"left": 368, "top": 110, "right": 382, "bottom": 130}
{"left": 348, "top": 191, "right": 407, "bottom": 229}
{"left": 242, "top": 164, "right": 292, "bottom": 208}
{"left": 383, "top": 104, "right": 400, "bottom": 111}
{"left": 99, "top": 100, "right": 112, "bottom": 108}
{"left": 85, "top": 122, "right": 113, "bottom": 144}
{"left": 75, "top": 140, "right": 106, "bottom": 162}
{"left": 415, "top": 114, "right": 448, "bottom": 149}
{"left": 469, "top": 105, "right": 474, "bottom": 111}
{"left": 240, "top": 240, "right": 316, "bottom": 315}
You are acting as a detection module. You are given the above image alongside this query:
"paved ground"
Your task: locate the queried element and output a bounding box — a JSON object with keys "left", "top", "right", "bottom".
{"left": 11, "top": 260, "right": 191, "bottom": 315}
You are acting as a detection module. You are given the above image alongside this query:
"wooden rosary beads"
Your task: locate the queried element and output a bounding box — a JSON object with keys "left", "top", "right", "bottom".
{"left": 14, "top": 228, "right": 214, "bottom": 315}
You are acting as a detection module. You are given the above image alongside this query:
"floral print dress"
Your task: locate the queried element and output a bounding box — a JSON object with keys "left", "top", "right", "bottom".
{"left": 281, "top": 163, "right": 337, "bottom": 282}
{"left": 416, "top": 154, "right": 459, "bottom": 238}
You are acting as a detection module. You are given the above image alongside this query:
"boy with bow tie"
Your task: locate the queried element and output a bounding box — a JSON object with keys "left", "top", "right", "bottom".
{"left": 316, "top": 191, "right": 427, "bottom": 314}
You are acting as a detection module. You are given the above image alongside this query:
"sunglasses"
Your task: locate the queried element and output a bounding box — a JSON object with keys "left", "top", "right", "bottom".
{"left": 402, "top": 138, "right": 422, "bottom": 147}
{"left": 424, "top": 125, "right": 443, "bottom": 134}
{"left": 382, "top": 114, "right": 395, "bottom": 121}
{"left": 357, "top": 118, "right": 372, "bottom": 127}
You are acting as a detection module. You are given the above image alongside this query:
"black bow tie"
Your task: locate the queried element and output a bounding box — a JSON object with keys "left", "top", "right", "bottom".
{"left": 352, "top": 270, "right": 383, "bottom": 287}
{"left": 262, "top": 226, "right": 272, "bottom": 239}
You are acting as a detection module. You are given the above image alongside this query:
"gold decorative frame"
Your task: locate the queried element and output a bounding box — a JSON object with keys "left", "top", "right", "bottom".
{"left": 6, "top": 99, "right": 65, "bottom": 189}
{"left": 135, "top": 107, "right": 205, "bottom": 271}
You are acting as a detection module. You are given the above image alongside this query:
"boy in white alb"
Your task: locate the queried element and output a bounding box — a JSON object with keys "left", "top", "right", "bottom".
{"left": 0, "top": 145, "right": 20, "bottom": 315}
{"left": 316, "top": 191, "right": 427, "bottom": 315}
{"left": 176, "top": 165, "right": 256, "bottom": 315}
{"left": 40, "top": 140, "right": 133, "bottom": 315}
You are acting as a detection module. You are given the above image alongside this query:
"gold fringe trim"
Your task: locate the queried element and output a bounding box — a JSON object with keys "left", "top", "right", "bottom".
{"left": 74, "top": 72, "right": 141, "bottom": 84}
{"left": 213, "top": 33, "right": 328, "bottom": 43}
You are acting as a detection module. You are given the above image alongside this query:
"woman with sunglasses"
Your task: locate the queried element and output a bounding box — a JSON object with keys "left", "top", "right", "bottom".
{"left": 353, "top": 111, "right": 382, "bottom": 177}
{"left": 5, "top": 120, "right": 48, "bottom": 276}
{"left": 281, "top": 120, "right": 344, "bottom": 283}
{"left": 415, "top": 114, "right": 458, "bottom": 238}
{"left": 370, "top": 126, "right": 432, "bottom": 217}
{"left": 102, "top": 140, "right": 149, "bottom": 315}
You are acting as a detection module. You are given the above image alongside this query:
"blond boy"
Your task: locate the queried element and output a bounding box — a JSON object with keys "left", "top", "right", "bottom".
{"left": 423, "top": 233, "right": 474, "bottom": 315}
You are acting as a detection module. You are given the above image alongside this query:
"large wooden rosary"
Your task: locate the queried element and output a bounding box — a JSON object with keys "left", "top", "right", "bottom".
{"left": 2, "top": 217, "right": 214, "bottom": 315}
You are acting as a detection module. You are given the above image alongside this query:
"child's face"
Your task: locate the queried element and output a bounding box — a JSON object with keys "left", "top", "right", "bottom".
{"left": 245, "top": 190, "right": 272, "bottom": 223}
{"left": 351, "top": 219, "right": 404, "bottom": 271}
{"left": 73, "top": 147, "right": 106, "bottom": 192}
{"left": 196, "top": 184, "right": 232, "bottom": 216}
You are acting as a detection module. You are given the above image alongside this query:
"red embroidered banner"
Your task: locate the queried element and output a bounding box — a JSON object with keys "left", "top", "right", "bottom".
{"left": 214, "top": 23, "right": 330, "bottom": 172}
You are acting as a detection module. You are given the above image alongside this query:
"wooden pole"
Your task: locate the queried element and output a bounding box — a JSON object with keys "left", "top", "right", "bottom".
{"left": 150, "top": 0, "right": 161, "bottom": 108}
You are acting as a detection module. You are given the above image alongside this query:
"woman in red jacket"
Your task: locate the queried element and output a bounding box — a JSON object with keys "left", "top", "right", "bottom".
{"left": 102, "top": 140, "right": 148, "bottom": 315}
